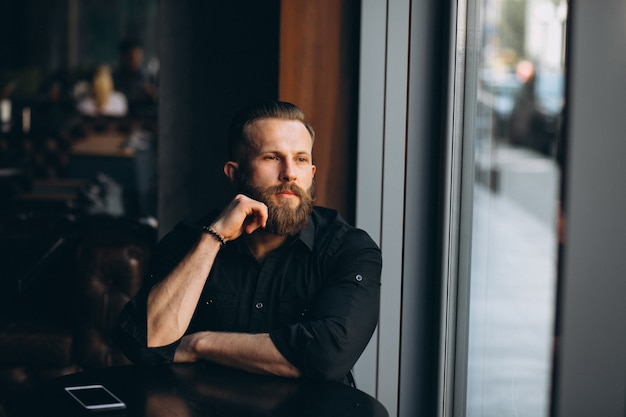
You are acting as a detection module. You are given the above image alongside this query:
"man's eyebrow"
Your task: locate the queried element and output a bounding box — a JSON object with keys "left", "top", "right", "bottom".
{"left": 259, "top": 149, "right": 311, "bottom": 155}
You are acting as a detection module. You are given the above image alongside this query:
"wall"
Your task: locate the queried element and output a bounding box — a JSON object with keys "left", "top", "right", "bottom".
{"left": 279, "top": 0, "right": 361, "bottom": 223}
{"left": 551, "top": 0, "right": 626, "bottom": 414}
{"left": 158, "top": 0, "right": 280, "bottom": 234}
{"left": 356, "top": 0, "right": 451, "bottom": 416}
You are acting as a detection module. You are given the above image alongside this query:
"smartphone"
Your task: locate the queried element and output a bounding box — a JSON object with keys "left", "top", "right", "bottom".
{"left": 64, "top": 385, "right": 127, "bottom": 411}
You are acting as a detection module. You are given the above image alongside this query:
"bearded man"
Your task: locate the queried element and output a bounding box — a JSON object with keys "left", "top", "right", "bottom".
{"left": 117, "top": 101, "right": 382, "bottom": 385}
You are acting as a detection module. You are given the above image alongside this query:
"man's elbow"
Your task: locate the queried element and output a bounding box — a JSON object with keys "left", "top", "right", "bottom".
{"left": 303, "top": 351, "right": 355, "bottom": 381}
{"left": 307, "top": 363, "right": 351, "bottom": 381}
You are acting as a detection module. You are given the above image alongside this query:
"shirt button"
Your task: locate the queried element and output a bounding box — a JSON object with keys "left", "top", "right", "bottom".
{"left": 255, "top": 302, "right": 264, "bottom": 309}
{"left": 355, "top": 274, "right": 363, "bottom": 282}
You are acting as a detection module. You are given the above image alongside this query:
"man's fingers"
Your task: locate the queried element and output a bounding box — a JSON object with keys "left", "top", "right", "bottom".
{"left": 241, "top": 196, "right": 268, "bottom": 231}
{"left": 244, "top": 214, "right": 265, "bottom": 234}
{"left": 212, "top": 194, "right": 268, "bottom": 240}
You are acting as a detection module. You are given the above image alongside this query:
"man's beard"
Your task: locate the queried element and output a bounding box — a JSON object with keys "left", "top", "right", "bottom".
{"left": 238, "top": 175, "right": 315, "bottom": 236}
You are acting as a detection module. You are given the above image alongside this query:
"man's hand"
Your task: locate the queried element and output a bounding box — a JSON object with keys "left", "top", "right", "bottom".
{"left": 210, "top": 194, "right": 268, "bottom": 242}
{"left": 172, "top": 333, "right": 198, "bottom": 363}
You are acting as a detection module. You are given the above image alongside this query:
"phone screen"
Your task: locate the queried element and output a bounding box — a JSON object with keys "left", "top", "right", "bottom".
{"left": 65, "top": 385, "right": 126, "bottom": 410}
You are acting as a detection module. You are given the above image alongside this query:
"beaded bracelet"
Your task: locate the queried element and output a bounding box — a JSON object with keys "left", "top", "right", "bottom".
{"left": 202, "top": 225, "right": 226, "bottom": 246}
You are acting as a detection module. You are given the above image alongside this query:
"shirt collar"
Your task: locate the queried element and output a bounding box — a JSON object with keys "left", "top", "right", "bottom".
{"left": 296, "top": 214, "right": 315, "bottom": 251}
{"left": 232, "top": 214, "right": 315, "bottom": 253}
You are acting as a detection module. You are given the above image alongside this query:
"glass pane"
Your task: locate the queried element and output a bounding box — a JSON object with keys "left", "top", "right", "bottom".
{"left": 463, "top": 0, "right": 567, "bottom": 416}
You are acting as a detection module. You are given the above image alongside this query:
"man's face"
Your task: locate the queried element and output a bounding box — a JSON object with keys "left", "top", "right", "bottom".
{"left": 236, "top": 118, "right": 317, "bottom": 235}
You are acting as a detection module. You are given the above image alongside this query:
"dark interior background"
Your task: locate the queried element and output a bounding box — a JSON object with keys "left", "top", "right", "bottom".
{"left": 1, "top": 0, "right": 359, "bottom": 237}
{"left": 0, "top": 0, "right": 159, "bottom": 95}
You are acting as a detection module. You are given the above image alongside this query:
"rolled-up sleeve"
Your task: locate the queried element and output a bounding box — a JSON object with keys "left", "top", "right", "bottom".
{"left": 269, "top": 230, "right": 382, "bottom": 381}
{"left": 117, "top": 288, "right": 180, "bottom": 364}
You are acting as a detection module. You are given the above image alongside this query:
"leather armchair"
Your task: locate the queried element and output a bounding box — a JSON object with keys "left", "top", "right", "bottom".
{"left": 0, "top": 215, "right": 155, "bottom": 414}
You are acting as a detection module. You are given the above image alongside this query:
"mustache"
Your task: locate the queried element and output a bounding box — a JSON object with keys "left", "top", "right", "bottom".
{"left": 266, "top": 183, "right": 305, "bottom": 197}
{"left": 235, "top": 168, "right": 316, "bottom": 204}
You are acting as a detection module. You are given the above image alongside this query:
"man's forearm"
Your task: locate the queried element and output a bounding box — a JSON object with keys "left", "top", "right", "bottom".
{"left": 147, "top": 194, "right": 269, "bottom": 347}
{"left": 174, "top": 331, "right": 301, "bottom": 378}
{"left": 147, "top": 233, "right": 222, "bottom": 347}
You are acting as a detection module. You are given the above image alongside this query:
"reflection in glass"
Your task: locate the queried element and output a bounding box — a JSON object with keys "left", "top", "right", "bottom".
{"left": 464, "top": 0, "right": 567, "bottom": 415}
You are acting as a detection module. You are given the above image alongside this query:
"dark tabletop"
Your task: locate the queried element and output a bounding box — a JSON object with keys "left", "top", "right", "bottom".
{"left": 7, "top": 362, "right": 389, "bottom": 417}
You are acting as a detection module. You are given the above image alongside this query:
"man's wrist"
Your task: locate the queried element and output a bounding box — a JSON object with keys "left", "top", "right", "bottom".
{"left": 202, "top": 225, "right": 227, "bottom": 246}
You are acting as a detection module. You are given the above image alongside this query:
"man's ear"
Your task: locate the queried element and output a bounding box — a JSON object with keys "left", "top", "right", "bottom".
{"left": 224, "top": 161, "right": 239, "bottom": 184}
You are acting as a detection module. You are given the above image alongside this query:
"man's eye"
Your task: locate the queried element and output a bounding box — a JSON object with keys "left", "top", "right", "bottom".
{"left": 264, "top": 155, "right": 279, "bottom": 160}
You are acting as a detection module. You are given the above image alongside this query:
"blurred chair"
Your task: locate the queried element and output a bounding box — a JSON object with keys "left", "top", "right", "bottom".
{"left": 0, "top": 215, "right": 155, "bottom": 414}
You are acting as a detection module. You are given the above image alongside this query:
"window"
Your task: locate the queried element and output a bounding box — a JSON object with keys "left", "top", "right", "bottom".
{"left": 455, "top": 0, "right": 567, "bottom": 415}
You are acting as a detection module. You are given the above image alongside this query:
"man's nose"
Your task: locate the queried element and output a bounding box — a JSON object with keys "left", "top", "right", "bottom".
{"left": 280, "top": 160, "right": 296, "bottom": 181}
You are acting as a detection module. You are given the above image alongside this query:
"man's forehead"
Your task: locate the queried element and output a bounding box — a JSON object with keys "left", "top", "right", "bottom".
{"left": 246, "top": 119, "right": 313, "bottom": 148}
{"left": 248, "top": 117, "right": 306, "bottom": 132}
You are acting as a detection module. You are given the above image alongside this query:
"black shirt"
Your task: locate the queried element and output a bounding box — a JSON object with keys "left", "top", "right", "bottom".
{"left": 117, "top": 206, "right": 382, "bottom": 382}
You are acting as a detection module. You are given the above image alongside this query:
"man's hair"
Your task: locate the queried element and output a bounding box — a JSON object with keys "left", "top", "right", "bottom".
{"left": 227, "top": 100, "right": 315, "bottom": 164}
